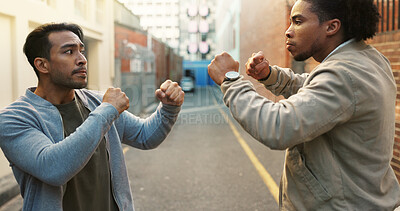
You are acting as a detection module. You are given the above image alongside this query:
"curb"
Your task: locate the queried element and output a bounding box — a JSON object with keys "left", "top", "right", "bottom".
{"left": 0, "top": 173, "right": 19, "bottom": 207}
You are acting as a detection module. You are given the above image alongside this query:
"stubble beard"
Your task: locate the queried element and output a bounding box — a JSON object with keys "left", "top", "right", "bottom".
{"left": 51, "top": 71, "right": 87, "bottom": 89}
{"left": 293, "top": 51, "right": 312, "bottom": 61}
{"left": 292, "top": 39, "right": 320, "bottom": 62}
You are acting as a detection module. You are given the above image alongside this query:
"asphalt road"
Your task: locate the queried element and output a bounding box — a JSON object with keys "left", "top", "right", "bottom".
{"left": 0, "top": 86, "right": 285, "bottom": 211}
{"left": 126, "top": 86, "right": 285, "bottom": 211}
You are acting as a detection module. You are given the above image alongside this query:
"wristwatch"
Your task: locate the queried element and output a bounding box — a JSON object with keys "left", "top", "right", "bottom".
{"left": 223, "top": 71, "right": 240, "bottom": 82}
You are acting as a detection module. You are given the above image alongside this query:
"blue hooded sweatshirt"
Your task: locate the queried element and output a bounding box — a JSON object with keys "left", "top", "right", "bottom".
{"left": 0, "top": 88, "right": 180, "bottom": 210}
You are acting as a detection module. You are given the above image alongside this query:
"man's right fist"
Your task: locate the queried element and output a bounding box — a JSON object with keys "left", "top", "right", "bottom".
{"left": 245, "top": 51, "right": 270, "bottom": 80}
{"left": 103, "top": 88, "right": 129, "bottom": 114}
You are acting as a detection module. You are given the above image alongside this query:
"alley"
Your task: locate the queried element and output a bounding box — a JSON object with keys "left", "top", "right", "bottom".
{"left": 0, "top": 86, "right": 285, "bottom": 211}
{"left": 126, "top": 86, "right": 285, "bottom": 211}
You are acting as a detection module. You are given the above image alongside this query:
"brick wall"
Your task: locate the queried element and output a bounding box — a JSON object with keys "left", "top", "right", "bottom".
{"left": 114, "top": 23, "right": 183, "bottom": 87}
{"left": 114, "top": 24, "right": 147, "bottom": 73}
{"left": 239, "top": 0, "right": 290, "bottom": 101}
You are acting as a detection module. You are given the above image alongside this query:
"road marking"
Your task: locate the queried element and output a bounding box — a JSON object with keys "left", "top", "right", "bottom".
{"left": 123, "top": 147, "right": 129, "bottom": 154}
{"left": 212, "top": 95, "right": 279, "bottom": 204}
{"left": 180, "top": 104, "right": 223, "bottom": 114}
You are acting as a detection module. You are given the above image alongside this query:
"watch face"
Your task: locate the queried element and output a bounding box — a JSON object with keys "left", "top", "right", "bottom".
{"left": 225, "top": 71, "right": 240, "bottom": 79}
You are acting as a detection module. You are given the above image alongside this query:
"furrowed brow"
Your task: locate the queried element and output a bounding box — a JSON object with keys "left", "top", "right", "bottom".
{"left": 60, "top": 43, "right": 85, "bottom": 49}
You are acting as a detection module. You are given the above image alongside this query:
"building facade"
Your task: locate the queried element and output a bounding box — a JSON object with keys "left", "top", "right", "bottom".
{"left": 114, "top": 0, "right": 183, "bottom": 115}
{"left": 179, "top": 0, "right": 216, "bottom": 61}
{"left": 214, "top": 0, "right": 240, "bottom": 61}
{"left": 237, "top": 0, "right": 290, "bottom": 101}
{"left": 0, "top": 0, "right": 115, "bottom": 177}
{"left": 118, "top": 0, "right": 181, "bottom": 51}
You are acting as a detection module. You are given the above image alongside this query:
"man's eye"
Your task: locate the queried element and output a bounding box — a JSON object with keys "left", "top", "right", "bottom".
{"left": 65, "top": 50, "right": 72, "bottom": 54}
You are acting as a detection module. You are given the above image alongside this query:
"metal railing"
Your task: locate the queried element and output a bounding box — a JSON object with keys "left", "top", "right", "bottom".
{"left": 376, "top": 0, "right": 400, "bottom": 32}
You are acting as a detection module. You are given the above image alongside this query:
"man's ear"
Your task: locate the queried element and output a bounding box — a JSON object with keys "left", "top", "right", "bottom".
{"left": 326, "top": 18, "right": 341, "bottom": 36}
{"left": 34, "top": 58, "right": 49, "bottom": 74}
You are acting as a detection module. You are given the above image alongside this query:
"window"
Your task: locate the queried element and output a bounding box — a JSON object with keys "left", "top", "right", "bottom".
{"left": 130, "top": 59, "right": 141, "bottom": 73}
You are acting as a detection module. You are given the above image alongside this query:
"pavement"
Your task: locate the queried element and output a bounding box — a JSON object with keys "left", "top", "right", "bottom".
{"left": 0, "top": 173, "right": 21, "bottom": 210}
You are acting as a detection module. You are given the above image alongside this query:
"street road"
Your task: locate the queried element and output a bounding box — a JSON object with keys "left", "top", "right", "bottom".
{"left": 0, "top": 86, "right": 285, "bottom": 211}
{"left": 126, "top": 86, "right": 285, "bottom": 211}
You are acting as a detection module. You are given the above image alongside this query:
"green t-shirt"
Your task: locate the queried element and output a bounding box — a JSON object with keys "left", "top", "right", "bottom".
{"left": 54, "top": 96, "right": 119, "bottom": 211}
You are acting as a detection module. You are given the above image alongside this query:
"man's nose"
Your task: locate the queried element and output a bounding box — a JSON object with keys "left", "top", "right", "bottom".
{"left": 285, "top": 25, "right": 293, "bottom": 38}
{"left": 77, "top": 52, "right": 87, "bottom": 65}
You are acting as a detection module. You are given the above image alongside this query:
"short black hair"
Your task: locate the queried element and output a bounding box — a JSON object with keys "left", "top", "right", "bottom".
{"left": 301, "top": 0, "right": 380, "bottom": 41}
{"left": 23, "top": 23, "right": 84, "bottom": 78}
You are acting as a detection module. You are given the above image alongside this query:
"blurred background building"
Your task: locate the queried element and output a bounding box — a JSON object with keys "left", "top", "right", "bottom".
{"left": 178, "top": 0, "right": 216, "bottom": 87}
{"left": 119, "top": 0, "right": 216, "bottom": 87}
{"left": 117, "top": 0, "right": 181, "bottom": 52}
{"left": 178, "top": 0, "right": 215, "bottom": 61}
{"left": 114, "top": 0, "right": 182, "bottom": 115}
{"left": 214, "top": 0, "right": 240, "bottom": 61}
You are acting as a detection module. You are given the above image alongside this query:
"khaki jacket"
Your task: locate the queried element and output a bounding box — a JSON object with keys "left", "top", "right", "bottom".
{"left": 221, "top": 41, "right": 400, "bottom": 210}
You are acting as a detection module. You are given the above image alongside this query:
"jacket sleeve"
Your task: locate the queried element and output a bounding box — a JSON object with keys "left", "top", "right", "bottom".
{"left": 0, "top": 102, "right": 119, "bottom": 186}
{"left": 220, "top": 67, "right": 355, "bottom": 150}
{"left": 116, "top": 103, "right": 180, "bottom": 149}
{"left": 259, "top": 65, "right": 309, "bottom": 98}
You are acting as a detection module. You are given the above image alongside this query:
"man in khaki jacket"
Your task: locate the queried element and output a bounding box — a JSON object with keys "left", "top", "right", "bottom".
{"left": 208, "top": 0, "right": 400, "bottom": 210}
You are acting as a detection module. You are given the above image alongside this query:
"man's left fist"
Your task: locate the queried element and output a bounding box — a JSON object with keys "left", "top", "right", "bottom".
{"left": 208, "top": 52, "right": 239, "bottom": 85}
{"left": 155, "top": 79, "right": 185, "bottom": 106}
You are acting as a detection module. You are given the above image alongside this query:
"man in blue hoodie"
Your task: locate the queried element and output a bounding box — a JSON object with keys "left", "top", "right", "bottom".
{"left": 0, "top": 22, "right": 184, "bottom": 211}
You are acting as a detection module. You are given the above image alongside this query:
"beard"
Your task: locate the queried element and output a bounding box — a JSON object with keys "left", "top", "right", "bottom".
{"left": 293, "top": 52, "right": 312, "bottom": 61}
{"left": 50, "top": 69, "right": 87, "bottom": 89}
{"left": 292, "top": 39, "right": 320, "bottom": 62}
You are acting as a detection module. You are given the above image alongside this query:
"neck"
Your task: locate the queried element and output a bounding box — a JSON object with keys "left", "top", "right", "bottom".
{"left": 314, "top": 42, "right": 343, "bottom": 63}
{"left": 313, "top": 34, "right": 347, "bottom": 63}
{"left": 34, "top": 83, "right": 75, "bottom": 105}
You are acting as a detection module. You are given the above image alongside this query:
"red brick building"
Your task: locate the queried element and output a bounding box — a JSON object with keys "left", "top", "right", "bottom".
{"left": 114, "top": 24, "right": 147, "bottom": 73}
{"left": 114, "top": 23, "right": 182, "bottom": 115}
{"left": 239, "top": 0, "right": 290, "bottom": 101}
{"left": 240, "top": 0, "right": 400, "bottom": 181}
{"left": 114, "top": 23, "right": 182, "bottom": 87}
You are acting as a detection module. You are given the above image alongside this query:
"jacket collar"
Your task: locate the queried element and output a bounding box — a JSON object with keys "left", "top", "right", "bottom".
{"left": 322, "top": 39, "right": 368, "bottom": 63}
{"left": 25, "top": 87, "right": 89, "bottom": 108}
{"left": 75, "top": 89, "right": 89, "bottom": 107}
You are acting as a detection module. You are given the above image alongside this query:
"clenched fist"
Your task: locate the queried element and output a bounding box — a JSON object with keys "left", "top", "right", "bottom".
{"left": 208, "top": 52, "right": 240, "bottom": 85}
{"left": 245, "top": 51, "right": 270, "bottom": 80}
{"left": 103, "top": 87, "right": 130, "bottom": 114}
{"left": 155, "top": 80, "right": 185, "bottom": 106}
